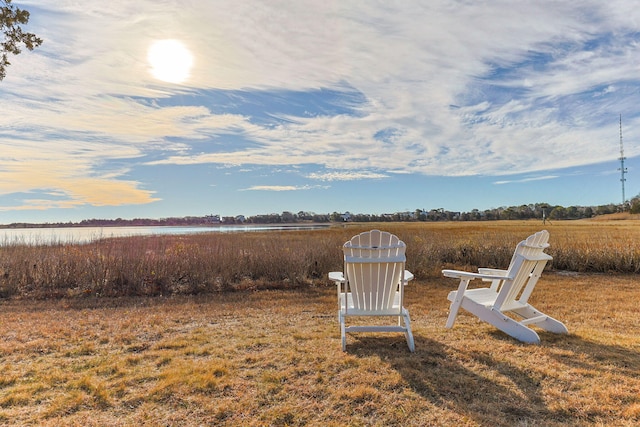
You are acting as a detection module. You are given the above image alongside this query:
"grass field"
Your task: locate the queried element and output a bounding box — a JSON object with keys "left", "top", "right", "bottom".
{"left": 2, "top": 218, "right": 640, "bottom": 299}
{"left": 0, "top": 220, "right": 639, "bottom": 425}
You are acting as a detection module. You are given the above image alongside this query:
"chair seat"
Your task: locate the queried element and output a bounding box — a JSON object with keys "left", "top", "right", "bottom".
{"left": 340, "top": 292, "right": 403, "bottom": 316}
{"left": 448, "top": 288, "right": 496, "bottom": 306}
{"left": 447, "top": 288, "right": 528, "bottom": 312}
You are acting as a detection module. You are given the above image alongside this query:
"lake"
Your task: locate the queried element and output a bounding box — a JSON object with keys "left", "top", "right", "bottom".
{"left": 0, "top": 224, "right": 329, "bottom": 246}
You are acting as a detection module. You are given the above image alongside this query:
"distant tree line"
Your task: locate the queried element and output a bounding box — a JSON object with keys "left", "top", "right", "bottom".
{"left": 3, "top": 196, "right": 639, "bottom": 229}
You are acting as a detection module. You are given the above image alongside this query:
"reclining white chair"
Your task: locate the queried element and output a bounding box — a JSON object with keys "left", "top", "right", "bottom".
{"left": 329, "top": 230, "right": 415, "bottom": 352}
{"left": 442, "top": 230, "right": 568, "bottom": 344}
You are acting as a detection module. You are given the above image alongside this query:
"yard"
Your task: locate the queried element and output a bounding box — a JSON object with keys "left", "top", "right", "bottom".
{"left": 1, "top": 271, "right": 638, "bottom": 426}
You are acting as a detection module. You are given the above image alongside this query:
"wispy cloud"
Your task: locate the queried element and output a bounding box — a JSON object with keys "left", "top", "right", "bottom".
{"left": 494, "top": 175, "right": 559, "bottom": 185}
{"left": 307, "top": 171, "right": 389, "bottom": 181}
{"left": 240, "top": 185, "right": 326, "bottom": 192}
{"left": 0, "top": 199, "right": 84, "bottom": 212}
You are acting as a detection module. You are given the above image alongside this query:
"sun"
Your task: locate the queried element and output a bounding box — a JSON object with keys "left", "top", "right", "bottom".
{"left": 147, "top": 39, "right": 194, "bottom": 84}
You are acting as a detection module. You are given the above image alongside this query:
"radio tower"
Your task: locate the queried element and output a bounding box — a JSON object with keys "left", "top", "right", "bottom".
{"left": 619, "top": 114, "right": 628, "bottom": 206}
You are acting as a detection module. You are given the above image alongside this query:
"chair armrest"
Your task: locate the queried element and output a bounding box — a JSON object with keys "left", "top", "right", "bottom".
{"left": 330, "top": 272, "right": 347, "bottom": 308}
{"left": 442, "top": 269, "right": 511, "bottom": 281}
{"left": 477, "top": 268, "right": 508, "bottom": 290}
{"left": 403, "top": 270, "right": 414, "bottom": 284}
{"left": 328, "top": 271, "right": 345, "bottom": 283}
{"left": 478, "top": 268, "right": 507, "bottom": 276}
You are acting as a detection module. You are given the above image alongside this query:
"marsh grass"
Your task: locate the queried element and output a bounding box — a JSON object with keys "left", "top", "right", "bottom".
{"left": 0, "top": 272, "right": 638, "bottom": 426}
{"left": 2, "top": 220, "right": 640, "bottom": 299}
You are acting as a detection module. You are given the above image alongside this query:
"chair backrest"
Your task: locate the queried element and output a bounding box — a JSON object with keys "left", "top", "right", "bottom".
{"left": 343, "top": 230, "right": 406, "bottom": 313}
{"left": 493, "top": 230, "right": 552, "bottom": 311}
{"left": 502, "top": 229, "right": 550, "bottom": 271}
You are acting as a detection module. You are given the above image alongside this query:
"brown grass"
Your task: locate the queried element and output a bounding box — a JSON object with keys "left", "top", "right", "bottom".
{"left": 0, "top": 273, "right": 639, "bottom": 426}
{"left": 0, "top": 221, "right": 639, "bottom": 425}
{"left": 2, "top": 219, "right": 640, "bottom": 299}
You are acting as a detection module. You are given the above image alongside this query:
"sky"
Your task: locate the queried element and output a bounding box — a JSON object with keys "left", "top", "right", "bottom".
{"left": 1, "top": 1, "right": 639, "bottom": 224}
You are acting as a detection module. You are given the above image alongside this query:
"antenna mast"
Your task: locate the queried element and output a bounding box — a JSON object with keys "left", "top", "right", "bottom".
{"left": 619, "top": 114, "right": 627, "bottom": 206}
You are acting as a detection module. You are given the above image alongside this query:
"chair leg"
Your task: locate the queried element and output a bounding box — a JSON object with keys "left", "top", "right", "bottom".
{"left": 446, "top": 280, "right": 470, "bottom": 329}
{"left": 403, "top": 311, "right": 415, "bottom": 352}
{"left": 339, "top": 311, "right": 347, "bottom": 351}
{"left": 487, "top": 308, "right": 541, "bottom": 344}
{"left": 498, "top": 319, "right": 541, "bottom": 344}
{"left": 339, "top": 310, "right": 416, "bottom": 352}
{"left": 512, "top": 305, "right": 569, "bottom": 334}
{"left": 459, "top": 300, "right": 542, "bottom": 343}
{"left": 535, "top": 316, "right": 569, "bottom": 334}
{"left": 445, "top": 302, "right": 460, "bottom": 329}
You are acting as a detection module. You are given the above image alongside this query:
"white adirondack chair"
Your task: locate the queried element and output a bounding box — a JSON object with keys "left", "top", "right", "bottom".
{"left": 442, "top": 230, "right": 568, "bottom": 344}
{"left": 329, "top": 230, "right": 415, "bottom": 352}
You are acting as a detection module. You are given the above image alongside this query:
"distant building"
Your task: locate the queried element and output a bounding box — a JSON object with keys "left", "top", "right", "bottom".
{"left": 205, "top": 214, "right": 221, "bottom": 223}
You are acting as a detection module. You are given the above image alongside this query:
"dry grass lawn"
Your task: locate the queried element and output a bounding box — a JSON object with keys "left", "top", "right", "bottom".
{"left": 1, "top": 272, "right": 639, "bottom": 426}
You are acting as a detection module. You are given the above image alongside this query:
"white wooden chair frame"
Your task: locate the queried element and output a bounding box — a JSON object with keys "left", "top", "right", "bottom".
{"left": 329, "top": 230, "right": 415, "bottom": 352}
{"left": 442, "top": 230, "right": 568, "bottom": 344}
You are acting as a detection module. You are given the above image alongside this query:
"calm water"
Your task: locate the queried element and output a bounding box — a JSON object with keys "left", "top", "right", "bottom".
{"left": 0, "top": 224, "right": 329, "bottom": 246}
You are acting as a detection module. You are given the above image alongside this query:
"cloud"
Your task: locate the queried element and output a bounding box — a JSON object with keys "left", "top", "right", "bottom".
{"left": 240, "top": 185, "right": 325, "bottom": 192}
{"left": 0, "top": 199, "right": 85, "bottom": 212}
{"left": 2, "top": 0, "right": 640, "bottom": 214}
{"left": 307, "top": 171, "right": 389, "bottom": 181}
{"left": 0, "top": 143, "right": 159, "bottom": 207}
{"left": 494, "top": 175, "right": 559, "bottom": 185}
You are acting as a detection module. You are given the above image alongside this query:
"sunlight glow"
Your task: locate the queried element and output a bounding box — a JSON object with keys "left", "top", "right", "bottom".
{"left": 147, "top": 39, "right": 194, "bottom": 84}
